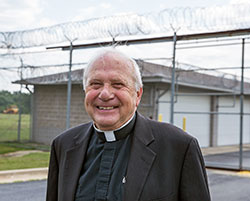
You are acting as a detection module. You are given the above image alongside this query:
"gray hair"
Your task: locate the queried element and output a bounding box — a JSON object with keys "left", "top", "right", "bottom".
{"left": 83, "top": 48, "right": 143, "bottom": 91}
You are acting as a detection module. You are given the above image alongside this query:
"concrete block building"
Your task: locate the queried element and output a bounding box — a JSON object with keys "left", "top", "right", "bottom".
{"left": 16, "top": 60, "right": 250, "bottom": 147}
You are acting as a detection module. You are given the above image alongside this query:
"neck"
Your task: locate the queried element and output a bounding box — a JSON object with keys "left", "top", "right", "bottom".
{"left": 93, "top": 113, "right": 136, "bottom": 142}
{"left": 94, "top": 113, "right": 135, "bottom": 132}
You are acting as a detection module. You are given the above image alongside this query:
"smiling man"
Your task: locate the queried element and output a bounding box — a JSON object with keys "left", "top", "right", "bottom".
{"left": 46, "top": 49, "right": 211, "bottom": 201}
{"left": 84, "top": 51, "right": 142, "bottom": 131}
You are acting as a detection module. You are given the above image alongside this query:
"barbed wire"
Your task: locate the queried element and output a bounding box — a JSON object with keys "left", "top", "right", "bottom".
{"left": 1, "top": 4, "right": 250, "bottom": 49}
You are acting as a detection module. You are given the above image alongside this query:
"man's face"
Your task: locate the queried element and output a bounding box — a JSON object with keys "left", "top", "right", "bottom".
{"left": 84, "top": 53, "right": 143, "bottom": 131}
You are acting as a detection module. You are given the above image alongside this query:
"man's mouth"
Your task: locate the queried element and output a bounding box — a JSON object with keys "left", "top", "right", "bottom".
{"left": 97, "top": 106, "right": 117, "bottom": 110}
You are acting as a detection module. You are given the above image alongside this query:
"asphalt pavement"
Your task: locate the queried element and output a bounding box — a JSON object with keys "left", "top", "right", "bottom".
{"left": 205, "top": 150, "right": 250, "bottom": 170}
{"left": 0, "top": 169, "right": 249, "bottom": 201}
{"left": 0, "top": 179, "right": 46, "bottom": 201}
{"left": 208, "top": 170, "right": 250, "bottom": 201}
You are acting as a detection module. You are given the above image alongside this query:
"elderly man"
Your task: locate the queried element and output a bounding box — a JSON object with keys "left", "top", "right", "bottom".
{"left": 46, "top": 49, "right": 211, "bottom": 201}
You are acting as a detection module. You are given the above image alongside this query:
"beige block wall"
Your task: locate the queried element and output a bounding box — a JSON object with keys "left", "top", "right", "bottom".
{"left": 32, "top": 84, "right": 90, "bottom": 144}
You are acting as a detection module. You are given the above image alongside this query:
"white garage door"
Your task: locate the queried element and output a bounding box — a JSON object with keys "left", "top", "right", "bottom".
{"left": 158, "top": 89, "right": 210, "bottom": 147}
{"left": 217, "top": 96, "right": 250, "bottom": 146}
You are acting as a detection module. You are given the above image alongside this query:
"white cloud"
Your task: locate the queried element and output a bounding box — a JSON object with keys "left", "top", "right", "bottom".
{"left": 0, "top": 0, "right": 54, "bottom": 31}
{"left": 72, "top": 3, "right": 115, "bottom": 21}
{"left": 72, "top": 6, "right": 97, "bottom": 21}
{"left": 100, "top": 2, "right": 112, "bottom": 9}
{"left": 37, "top": 18, "right": 57, "bottom": 28}
{"left": 229, "top": 0, "right": 250, "bottom": 4}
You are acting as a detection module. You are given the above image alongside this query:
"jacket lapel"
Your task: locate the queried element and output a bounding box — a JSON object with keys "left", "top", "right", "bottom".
{"left": 61, "top": 124, "right": 93, "bottom": 201}
{"left": 124, "top": 113, "right": 156, "bottom": 201}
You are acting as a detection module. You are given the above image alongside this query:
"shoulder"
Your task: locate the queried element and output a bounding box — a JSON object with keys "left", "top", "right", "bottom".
{"left": 151, "top": 119, "right": 193, "bottom": 140}
{"left": 136, "top": 113, "right": 197, "bottom": 149}
{"left": 139, "top": 115, "right": 202, "bottom": 163}
{"left": 51, "top": 122, "right": 92, "bottom": 149}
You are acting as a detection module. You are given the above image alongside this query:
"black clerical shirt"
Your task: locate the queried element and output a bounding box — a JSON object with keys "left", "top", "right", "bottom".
{"left": 74, "top": 115, "right": 135, "bottom": 201}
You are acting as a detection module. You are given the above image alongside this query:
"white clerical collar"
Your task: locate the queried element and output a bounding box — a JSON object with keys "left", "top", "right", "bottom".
{"left": 93, "top": 113, "right": 136, "bottom": 142}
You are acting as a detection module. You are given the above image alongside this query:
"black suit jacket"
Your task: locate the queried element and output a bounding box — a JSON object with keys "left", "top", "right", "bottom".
{"left": 46, "top": 112, "right": 210, "bottom": 201}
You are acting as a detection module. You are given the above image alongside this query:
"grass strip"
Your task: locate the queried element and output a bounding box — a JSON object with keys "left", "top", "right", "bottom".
{"left": 0, "top": 142, "right": 50, "bottom": 154}
{"left": 0, "top": 143, "right": 28, "bottom": 154}
{"left": 0, "top": 152, "right": 50, "bottom": 171}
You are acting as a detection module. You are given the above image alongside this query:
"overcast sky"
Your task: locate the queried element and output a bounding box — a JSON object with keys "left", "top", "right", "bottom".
{"left": 0, "top": 0, "right": 246, "bottom": 32}
{"left": 0, "top": 0, "right": 250, "bottom": 92}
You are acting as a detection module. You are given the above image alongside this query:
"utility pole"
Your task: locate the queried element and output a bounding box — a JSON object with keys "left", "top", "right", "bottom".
{"left": 239, "top": 38, "right": 245, "bottom": 170}
{"left": 65, "top": 36, "right": 77, "bottom": 129}
{"left": 170, "top": 32, "right": 177, "bottom": 124}
{"left": 17, "top": 58, "right": 23, "bottom": 141}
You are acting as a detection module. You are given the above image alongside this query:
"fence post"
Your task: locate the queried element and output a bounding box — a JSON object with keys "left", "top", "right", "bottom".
{"left": 170, "top": 32, "right": 177, "bottom": 124}
{"left": 65, "top": 37, "right": 77, "bottom": 129}
{"left": 17, "top": 58, "right": 23, "bottom": 142}
{"left": 239, "top": 38, "right": 245, "bottom": 170}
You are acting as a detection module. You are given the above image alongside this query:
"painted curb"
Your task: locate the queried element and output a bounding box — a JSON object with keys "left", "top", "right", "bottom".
{"left": 0, "top": 167, "right": 48, "bottom": 183}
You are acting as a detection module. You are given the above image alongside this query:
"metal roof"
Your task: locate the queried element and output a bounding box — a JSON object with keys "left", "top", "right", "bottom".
{"left": 13, "top": 60, "right": 250, "bottom": 93}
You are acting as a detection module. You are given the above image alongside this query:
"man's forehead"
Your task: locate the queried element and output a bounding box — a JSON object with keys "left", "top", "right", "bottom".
{"left": 92, "top": 52, "right": 131, "bottom": 67}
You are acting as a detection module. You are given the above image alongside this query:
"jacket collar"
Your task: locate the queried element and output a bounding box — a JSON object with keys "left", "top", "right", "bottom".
{"left": 72, "top": 122, "right": 93, "bottom": 145}
{"left": 124, "top": 112, "right": 156, "bottom": 201}
{"left": 133, "top": 112, "right": 155, "bottom": 146}
{"left": 61, "top": 123, "right": 93, "bottom": 201}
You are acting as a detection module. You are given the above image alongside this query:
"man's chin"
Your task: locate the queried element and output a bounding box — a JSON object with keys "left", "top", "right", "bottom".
{"left": 94, "top": 120, "right": 120, "bottom": 131}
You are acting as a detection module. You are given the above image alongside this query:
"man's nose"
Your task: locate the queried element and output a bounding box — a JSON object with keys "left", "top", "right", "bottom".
{"left": 98, "top": 85, "right": 114, "bottom": 100}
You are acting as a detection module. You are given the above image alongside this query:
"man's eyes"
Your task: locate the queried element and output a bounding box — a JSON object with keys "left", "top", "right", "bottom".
{"left": 89, "top": 82, "right": 102, "bottom": 87}
{"left": 112, "top": 83, "right": 124, "bottom": 88}
{"left": 91, "top": 82, "right": 101, "bottom": 85}
{"left": 88, "top": 82, "right": 125, "bottom": 89}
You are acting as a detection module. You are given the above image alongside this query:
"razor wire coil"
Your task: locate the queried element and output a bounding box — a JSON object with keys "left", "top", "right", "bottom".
{"left": 1, "top": 4, "right": 250, "bottom": 49}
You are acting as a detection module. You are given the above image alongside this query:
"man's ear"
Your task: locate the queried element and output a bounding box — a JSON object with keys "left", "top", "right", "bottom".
{"left": 136, "top": 87, "right": 143, "bottom": 107}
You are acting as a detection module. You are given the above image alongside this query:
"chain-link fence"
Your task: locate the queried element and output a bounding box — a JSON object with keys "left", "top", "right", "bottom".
{"left": 0, "top": 113, "right": 30, "bottom": 142}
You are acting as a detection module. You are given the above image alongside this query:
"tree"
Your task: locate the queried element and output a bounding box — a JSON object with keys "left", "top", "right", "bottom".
{"left": 0, "top": 91, "right": 14, "bottom": 112}
{"left": 0, "top": 90, "right": 31, "bottom": 114}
